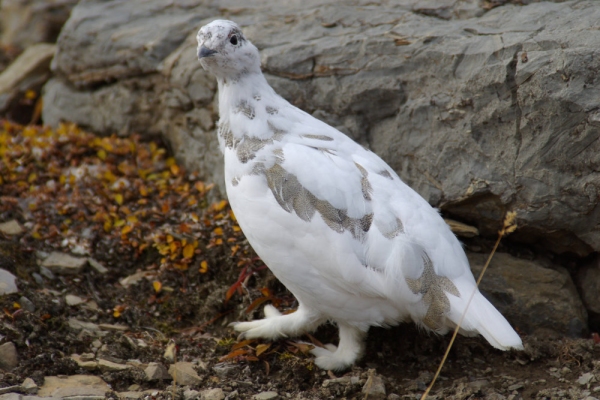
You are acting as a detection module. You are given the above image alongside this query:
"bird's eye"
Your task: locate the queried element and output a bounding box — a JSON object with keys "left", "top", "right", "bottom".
{"left": 230, "top": 35, "right": 238, "bottom": 45}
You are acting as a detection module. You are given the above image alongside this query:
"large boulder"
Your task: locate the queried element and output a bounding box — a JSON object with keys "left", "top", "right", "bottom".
{"left": 42, "top": 0, "right": 600, "bottom": 259}
{"left": 0, "top": 0, "right": 78, "bottom": 49}
{"left": 468, "top": 252, "right": 588, "bottom": 337}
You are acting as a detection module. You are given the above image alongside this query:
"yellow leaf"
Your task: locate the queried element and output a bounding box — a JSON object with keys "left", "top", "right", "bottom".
{"left": 121, "top": 225, "right": 133, "bottom": 235}
{"left": 174, "top": 263, "right": 188, "bottom": 271}
{"left": 166, "top": 235, "right": 174, "bottom": 243}
{"left": 97, "top": 149, "right": 107, "bottom": 160}
{"left": 191, "top": 212, "right": 199, "bottom": 222}
{"left": 214, "top": 200, "right": 228, "bottom": 212}
{"left": 24, "top": 89, "right": 37, "bottom": 100}
{"left": 103, "top": 219, "right": 112, "bottom": 232}
{"left": 255, "top": 343, "right": 271, "bottom": 357}
{"left": 199, "top": 260, "right": 208, "bottom": 274}
{"left": 170, "top": 164, "right": 180, "bottom": 175}
{"left": 153, "top": 281, "right": 162, "bottom": 293}
{"left": 139, "top": 185, "right": 148, "bottom": 196}
{"left": 114, "top": 193, "right": 123, "bottom": 205}
{"left": 13, "top": 302, "right": 20, "bottom": 309}
{"left": 215, "top": 238, "right": 223, "bottom": 246}
{"left": 233, "top": 225, "right": 241, "bottom": 232}
{"left": 28, "top": 172, "right": 37, "bottom": 183}
{"left": 213, "top": 227, "right": 223, "bottom": 236}
{"left": 126, "top": 215, "right": 138, "bottom": 223}
{"left": 183, "top": 243, "right": 194, "bottom": 259}
{"left": 113, "top": 218, "right": 125, "bottom": 227}
{"left": 113, "top": 309, "right": 121, "bottom": 318}
{"left": 166, "top": 157, "right": 176, "bottom": 167}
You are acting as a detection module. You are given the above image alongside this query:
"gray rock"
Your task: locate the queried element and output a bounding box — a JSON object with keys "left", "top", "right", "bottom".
{"left": 0, "top": 268, "right": 18, "bottom": 295}
{"left": 0, "top": 220, "right": 24, "bottom": 236}
{"left": 184, "top": 388, "right": 200, "bottom": 400}
{"left": 87, "top": 258, "right": 108, "bottom": 274}
{"left": 65, "top": 294, "right": 85, "bottom": 306}
{"left": 212, "top": 363, "right": 239, "bottom": 378}
{"left": 97, "top": 358, "right": 131, "bottom": 372}
{"left": 362, "top": 371, "right": 386, "bottom": 400}
{"left": 578, "top": 372, "right": 596, "bottom": 386}
{"left": 68, "top": 318, "right": 101, "bottom": 332}
{"left": 0, "top": 342, "right": 18, "bottom": 371}
{"left": 98, "top": 323, "right": 129, "bottom": 332}
{"left": 117, "top": 392, "right": 143, "bottom": 399}
{"left": 201, "top": 388, "right": 225, "bottom": 400}
{"left": 252, "top": 392, "right": 278, "bottom": 400}
{"left": 0, "top": 0, "right": 77, "bottom": 48}
{"left": 577, "top": 255, "right": 600, "bottom": 315}
{"left": 0, "top": 394, "right": 21, "bottom": 400}
{"left": 40, "top": 251, "right": 87, "bottom": 275}
{"left": 168, "top": 362, "right": 202, "bottom": 386}
{"left": 144, "top": 362, "right": 171, "bottom": 381}
{"left": 468, "top": 252, "right": 588, "bottom": 336}
{"left": 21, "top": 378, "right": 38, "bottom": 394}
{"left": 18, "top": 296, "right": 35, "bottom": 312}
{"left": 37, "top": 375, "right": 110, "bottom": 398}
{"left": 38, "top": 266, "right": 55, "bottom": 280}
{"left": 0, "top": 43, "right": 55, "bottom": 113}
{"left": 41, "top": 0, "right": 600, "bottom": 259}
{"left": 70, "top": 354, "right": 98, "bottom": 371}
{"left": 119, "top": 271, "right": 156, "bottom": 287}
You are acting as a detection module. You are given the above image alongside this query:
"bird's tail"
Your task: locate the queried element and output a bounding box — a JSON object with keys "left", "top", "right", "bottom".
{"left": 446, "top": 284, "right": 523, "bottom": 350}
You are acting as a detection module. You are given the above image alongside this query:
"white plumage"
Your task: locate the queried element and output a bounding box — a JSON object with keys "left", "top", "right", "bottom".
{"left": 196, "top": 20, "right": 523, "bottom": 370}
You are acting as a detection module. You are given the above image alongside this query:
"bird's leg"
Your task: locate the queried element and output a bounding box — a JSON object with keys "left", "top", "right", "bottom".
{"left": 310, "top": 323, "right": 366, "bottom": 371}
{"left": 231, "top": 304, "right": 322, "bottom": 340}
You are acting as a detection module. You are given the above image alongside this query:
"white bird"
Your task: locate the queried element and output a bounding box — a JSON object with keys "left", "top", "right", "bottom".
{"left": 196, "top": 20, "right": 523, "bottom": 371}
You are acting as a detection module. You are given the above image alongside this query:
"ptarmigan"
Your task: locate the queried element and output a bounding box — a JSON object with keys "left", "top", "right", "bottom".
{"left": 196, "top": 20, "right": 523, "bottom": 371}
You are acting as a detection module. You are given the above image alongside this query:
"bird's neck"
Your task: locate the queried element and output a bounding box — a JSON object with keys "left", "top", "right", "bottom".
{"left": 217, "top": 72, "right": 275, "bottom": 116}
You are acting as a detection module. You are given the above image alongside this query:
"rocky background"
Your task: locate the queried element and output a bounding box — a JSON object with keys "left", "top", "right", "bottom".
{"left": 1, "top": 0, "right": 600, "bottom": 399}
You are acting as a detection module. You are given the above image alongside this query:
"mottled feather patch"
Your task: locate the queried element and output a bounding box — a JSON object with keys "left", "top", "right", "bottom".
{"left": 231, "top": 176, "right": 240, "bottom": 186}
{"left": 236, "top": 136, "right": 271, "bottom": 163}
{"left": 377, "top": 169, "right": 394, "bottom": 180}
{"left": 250, "top": 162, "right": 266, "bottom": 175}
{"left": 266, "top": 106, "right": 278, "bottom": 115}
{"left": 253, "top": 94, "right": 261, "bottom": 101}
{"left": 382, "top": 217, "right": 404, "bottom": 239}
{"left": 264, "top": 163, "right": 371, "bottom": 241}
{"left": 272, "top": 148, "right": 285, "bottom": 162}
{"left": 236, "top": 100, "right": 256, "bottom": 120}
{"left": 301, "top": 134, "right": 334, "bottom": 141}
{"left": 405, "top": 253, "right": 460, "bottom": 330}
{"left": 267, "top": 121, "right": 286, "bottom": 139}
{"left": 218, "top": 121, "right": 239, "bottom": 149}
{"left": 355, "top": 163, "right": 373, "bottom": 201}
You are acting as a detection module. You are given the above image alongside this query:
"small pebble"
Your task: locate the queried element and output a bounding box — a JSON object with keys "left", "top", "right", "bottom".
{"left": 252, "top": 391, "right": 278, "bottom": 400}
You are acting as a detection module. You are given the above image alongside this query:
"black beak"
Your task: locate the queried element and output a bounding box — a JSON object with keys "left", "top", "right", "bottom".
{"left": 198, "top": 45, "right": 218, "bottom": 59}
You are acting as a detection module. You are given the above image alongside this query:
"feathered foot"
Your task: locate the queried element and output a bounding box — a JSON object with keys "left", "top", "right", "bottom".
{"left": 310, "top": 323, "right": 366, "bottom": 371}
{"left": 231, "top": 304, "right": 321, "bottom": 341}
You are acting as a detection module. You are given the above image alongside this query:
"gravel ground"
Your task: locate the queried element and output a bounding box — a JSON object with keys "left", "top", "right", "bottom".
{"left": 1, "top": 122, "right": 599, "bottom": 400}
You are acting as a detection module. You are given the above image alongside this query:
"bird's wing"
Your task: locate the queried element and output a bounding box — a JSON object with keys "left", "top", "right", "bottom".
{"left": 265, "top": 115, "right": 473, "bottom": 304}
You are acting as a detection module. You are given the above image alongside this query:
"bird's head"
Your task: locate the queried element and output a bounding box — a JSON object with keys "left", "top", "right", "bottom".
{"left": 196, "top": 20, "right": 261, "bottom": 81}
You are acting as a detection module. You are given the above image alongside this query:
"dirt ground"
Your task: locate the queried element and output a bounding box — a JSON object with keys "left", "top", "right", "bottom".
{"left": 0, "top": 121, "right": 599, "bottom": 400}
